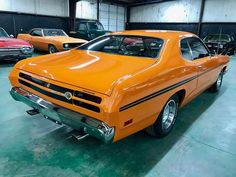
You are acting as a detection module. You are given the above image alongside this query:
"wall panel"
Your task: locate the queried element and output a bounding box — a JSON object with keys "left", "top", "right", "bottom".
{"left": 76, "top": 0, "right": 97, "bottom": 19}
{"left": 0, "top": 12, "right": 68, "bottom": 36}
{"left": 100, "top": 3, "right": 125, "bottom": 31}
{"left": 0, "top": 0, "right": 68, "bottom": 17}
{"left": 130, "top": 0, "right": 201, "bottom": 23}
{"left": 203, "top": 0, "right": 236, "bottom": 22}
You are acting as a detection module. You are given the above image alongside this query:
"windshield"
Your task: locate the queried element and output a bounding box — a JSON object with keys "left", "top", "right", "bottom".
{"left": 204, "top": 34, "right": 230, "bottom": 42}
{"left": 43, "top": 29, "right": 67, "bottom": 36}
{"left": 0, "top": 28, "right": 9, "bottom": 38}
{"left": 79, "top": 35, "right": 164, "bottom": 58}
{"left": 87, "top": 22, "right": 104, "bottom": 30}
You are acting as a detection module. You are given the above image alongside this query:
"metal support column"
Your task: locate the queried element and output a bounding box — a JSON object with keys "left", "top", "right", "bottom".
{"left": 69, "top": 0, "right": 79, "bottom": 32}
{"left": 197, "top": 0, "right": 206, "bottom": 36}
{"left": 97, "top": 0, "right": 100, "bottom": 21}
{"left": 126, "top": 6, "right": 131, "bottom": 30}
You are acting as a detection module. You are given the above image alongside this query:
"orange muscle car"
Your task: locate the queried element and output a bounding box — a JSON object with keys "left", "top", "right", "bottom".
{"left": 9, "top": 30, "right": 229, "bottom": 143}
{"left": 17, "top": 28, "right": 87, "bottom": 53}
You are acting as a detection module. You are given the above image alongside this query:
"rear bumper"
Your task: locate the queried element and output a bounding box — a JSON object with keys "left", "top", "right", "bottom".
{"left": 10, "top": 87, "right": 114, "bottom": 143}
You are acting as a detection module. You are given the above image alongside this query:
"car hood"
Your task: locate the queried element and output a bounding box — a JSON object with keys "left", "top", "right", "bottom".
{"left": 45, "top": 36, "right": 87, "bottom": 43}
{"left": 0, "top": 37, "right": 32, "bottom": 48}
{"left": 17, "top": 50, "right": 155, "bottom": 95}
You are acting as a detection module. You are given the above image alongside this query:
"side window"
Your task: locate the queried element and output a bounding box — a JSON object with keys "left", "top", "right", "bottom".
{"left": 180, "top": 38, "right": 192, "bottom": 60}
{"left": 30, "top": 29, "right": 42, "bottom": 37}
{"left": 188, "top": 37, "right": 209, "bottom": 60}
{"left": 78, "top": 23, "right": 87, "bottom": 30}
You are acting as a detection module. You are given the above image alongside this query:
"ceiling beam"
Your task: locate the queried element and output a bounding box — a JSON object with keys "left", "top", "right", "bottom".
{"left": 128, "top": 0, "right": 175, "bottom": 7}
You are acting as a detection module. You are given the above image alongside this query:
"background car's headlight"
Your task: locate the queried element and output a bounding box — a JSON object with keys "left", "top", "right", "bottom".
{"left": 21, "top": 47, "right": 32, "bottom": 54}
{"left": 219, "top": 44, "right": 224, "bottom": 48}
{"left": 64, "top": 43, "right": 69, "bottom": 48}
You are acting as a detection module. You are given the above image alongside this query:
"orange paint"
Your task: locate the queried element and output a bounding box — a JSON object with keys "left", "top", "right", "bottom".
{"left": 9, "top": 30, "right": 230, "bottom": 142}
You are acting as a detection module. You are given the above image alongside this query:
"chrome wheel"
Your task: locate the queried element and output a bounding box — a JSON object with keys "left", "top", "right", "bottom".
{"left": 162, "top": 99, "right": 177, "bottom": 130}
{"left": 145, "top": 94, "right": 179, "bottom": 137}
{"left": 49, "top": 45, "right": 57, "bottom": 54}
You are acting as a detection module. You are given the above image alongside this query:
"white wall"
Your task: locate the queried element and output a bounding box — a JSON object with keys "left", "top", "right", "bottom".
{"left": 0, "top": 0, "right": 69, "bottom": 17}
{"left": 130, "top": 0, "right": 201, "bottom": 23}
{"left": 76, "top": 0, "right": 126, "bottom": 31}
{"left": 203, "top": 0, "right": 236, "bottom": 22}
{"left": 76, "top": 0, "right": 97, "bottom": 19}
{"left": 0, "top": 0, "right": 125, "bottom": 31}
{"left": 100, "top": 3, "right": 126, "bottom": 31}
{"left": 130, "top": 0, "right": 236, "bottom": 23}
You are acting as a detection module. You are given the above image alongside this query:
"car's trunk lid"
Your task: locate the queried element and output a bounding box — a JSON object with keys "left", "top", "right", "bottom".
{"left": 17, "top": 50, "right": 156, "bottom": 95}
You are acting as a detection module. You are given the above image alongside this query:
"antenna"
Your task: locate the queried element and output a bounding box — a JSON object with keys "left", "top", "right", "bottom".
{"left": 217, "top": 27, "right": 222, "bottom": 54}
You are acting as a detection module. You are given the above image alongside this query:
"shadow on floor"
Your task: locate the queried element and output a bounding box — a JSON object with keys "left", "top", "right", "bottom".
{"left": 0, "top": 53, "right": 231, "bottom": 176}
{"left": 25, "top": 89, "right": 226, "bottom": 177}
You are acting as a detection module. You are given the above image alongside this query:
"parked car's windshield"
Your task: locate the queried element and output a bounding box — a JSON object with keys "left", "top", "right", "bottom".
{"left": 0, "top": 28, "right": 9, "bottom": 38}
{"left": 204, "top": 34, "right": 230, "bottom": 42}
{"left": 79, "top": 35, "right": 164, "bottom": 58}
{"left": 43, "top": 29, "right": 67, "bottom": 36}
{"left": 87, "top": 22, "right": 104, "bottom": 30}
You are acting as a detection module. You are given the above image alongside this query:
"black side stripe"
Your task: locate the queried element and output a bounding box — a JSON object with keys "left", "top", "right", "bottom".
{"left": 119, "top": 75, "right": 197, "bottom": 112}
{"left": 119, "top": 66, "right": 219, "bottom": 112}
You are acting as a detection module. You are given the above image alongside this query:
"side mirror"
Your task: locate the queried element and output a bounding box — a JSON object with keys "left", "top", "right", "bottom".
{"left": 10, "top": 34, "right": 14, "bottom": 38}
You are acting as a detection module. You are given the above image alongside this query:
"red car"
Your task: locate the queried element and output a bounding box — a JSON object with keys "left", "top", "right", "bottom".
{"left": 0, "top": 27, "right": 33, "bottom": 60}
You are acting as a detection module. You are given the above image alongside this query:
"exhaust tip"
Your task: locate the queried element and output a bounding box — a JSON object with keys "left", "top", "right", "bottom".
{"left": 72, "top": 130, "right": 89, "bottom": 141}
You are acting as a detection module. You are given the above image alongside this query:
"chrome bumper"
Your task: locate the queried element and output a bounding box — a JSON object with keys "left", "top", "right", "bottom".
{"left": 0, "top": 48, "right": 33, "bottom": 59}
{"left": 10, "top": 87, "right": 114, "bottom": 143}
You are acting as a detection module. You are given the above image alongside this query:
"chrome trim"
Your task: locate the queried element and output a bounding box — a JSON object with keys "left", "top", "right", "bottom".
{"left": 0, "top": 48, "right": 21, "bottom": 51}
{"left": 10, "top": 87, "right": 114, "bottom": 143}
{"left": 0, "top": 47, "right": 33, "bottom": 55}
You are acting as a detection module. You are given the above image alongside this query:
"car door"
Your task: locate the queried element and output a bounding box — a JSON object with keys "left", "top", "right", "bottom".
{"left": 180, "top": 38, "right": 198, "bottom": 100}
{"left": 29, "top": 29, "right": 44, "bottom": 50}
{"left": 187, "top": 37, "right": 219, "bottom": 93}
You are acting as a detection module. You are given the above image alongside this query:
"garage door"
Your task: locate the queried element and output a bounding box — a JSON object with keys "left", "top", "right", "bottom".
{"left": 100, "top": 3, "right": 126, "bottom": 32}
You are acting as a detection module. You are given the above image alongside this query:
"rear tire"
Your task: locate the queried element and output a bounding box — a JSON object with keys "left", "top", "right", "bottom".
{"left": 145, "top": 94, "right": 179, "bottom": 137}
{"left": 209, "top": 71, "right": 224, "bottom": 93}
{"left": 48, "top": 44, "right": 58, "bottom": 54}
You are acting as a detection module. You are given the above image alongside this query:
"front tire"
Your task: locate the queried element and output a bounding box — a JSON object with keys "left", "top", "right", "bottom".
{"left": 48, "top": 44, "right": 58, "bottom": 54}
{"left": 145, "top": 94, "right": 179, "bottom": 137}
{"left": 209, "top": 71, "right": 224, "bottom": 93}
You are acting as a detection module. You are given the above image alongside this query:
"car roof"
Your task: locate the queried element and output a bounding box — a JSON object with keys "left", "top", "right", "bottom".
{"left": 112, "top": 30, "right": 196, "bottom": 40}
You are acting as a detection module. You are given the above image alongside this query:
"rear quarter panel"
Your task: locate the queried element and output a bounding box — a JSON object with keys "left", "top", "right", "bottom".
{"left": 110, "top": 39, "right": 199, "bottom": 141}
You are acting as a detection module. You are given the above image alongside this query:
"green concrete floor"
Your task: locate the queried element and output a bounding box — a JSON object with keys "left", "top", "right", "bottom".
{"left": 0, "top": 54, "right": 236, "bottom": 177}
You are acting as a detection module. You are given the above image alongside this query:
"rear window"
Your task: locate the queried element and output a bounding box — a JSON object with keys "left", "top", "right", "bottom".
{"left": 79, "top": 35, "right": 164, "bottom": 59}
